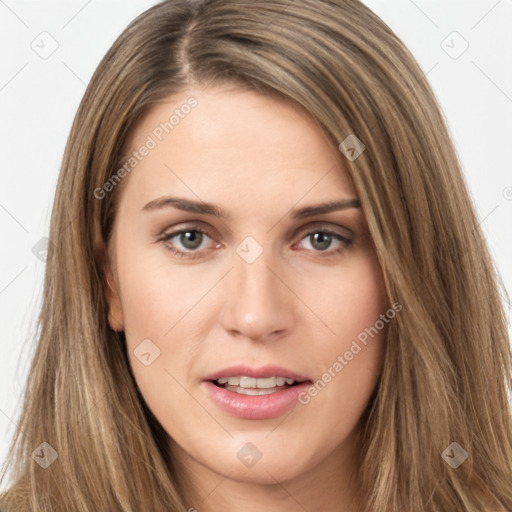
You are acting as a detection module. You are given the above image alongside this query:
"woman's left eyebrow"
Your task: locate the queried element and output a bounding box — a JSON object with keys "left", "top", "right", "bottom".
{"left": 141, "top": 196, "right": 361, "bottom": 219}
{"left": 291, "top": 198, "right": 361, "bottom": 218}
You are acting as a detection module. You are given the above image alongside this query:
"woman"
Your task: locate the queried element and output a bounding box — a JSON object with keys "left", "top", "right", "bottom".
{"left": 1, "top": 0, "right": 511, "bottom": 510}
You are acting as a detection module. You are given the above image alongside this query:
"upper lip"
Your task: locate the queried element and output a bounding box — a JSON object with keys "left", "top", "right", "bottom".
{"left": 204, "top": 364, "right": 311, "bottom": 383}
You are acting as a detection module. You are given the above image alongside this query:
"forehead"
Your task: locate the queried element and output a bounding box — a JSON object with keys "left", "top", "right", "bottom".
{"left": 116, "top": 86, "right": 357, "bottom": 208}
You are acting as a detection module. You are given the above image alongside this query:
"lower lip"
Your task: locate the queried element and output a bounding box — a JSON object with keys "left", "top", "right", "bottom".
{"left": 202, "top": 381, "right": 312, "bottom": 420}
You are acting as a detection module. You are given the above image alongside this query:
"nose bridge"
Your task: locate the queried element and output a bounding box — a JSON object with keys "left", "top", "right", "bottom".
{"left": 220, "top": 240, "right": 294, "bottom": 340}
{"left": 235, "top": 249, "right": 275, "bottom": 299}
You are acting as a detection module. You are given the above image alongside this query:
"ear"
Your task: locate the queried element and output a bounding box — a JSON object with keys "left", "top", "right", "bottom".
{"left": 97, "top": 240, "right": 125, "bottom": 332}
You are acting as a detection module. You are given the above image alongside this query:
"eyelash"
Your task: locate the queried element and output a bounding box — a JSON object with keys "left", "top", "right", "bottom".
{"left": 158, "top": 223, "right": 354, "bottom": 260}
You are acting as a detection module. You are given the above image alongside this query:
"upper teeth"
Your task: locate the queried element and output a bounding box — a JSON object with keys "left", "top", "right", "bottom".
{"left": 216, "top": 376, "right": 295, "bottom": 388}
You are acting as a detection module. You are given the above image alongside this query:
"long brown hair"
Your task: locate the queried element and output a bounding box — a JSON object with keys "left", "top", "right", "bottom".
{"left": 1, "top": 1, "right": 511, "bottom": 510}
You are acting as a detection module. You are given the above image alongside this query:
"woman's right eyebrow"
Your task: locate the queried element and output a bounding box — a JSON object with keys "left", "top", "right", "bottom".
{"left": 141, "top": 196, "right": 227, "bottom": 217}
{"left": 140, "top": 196, "right": 361, "bottom": 219}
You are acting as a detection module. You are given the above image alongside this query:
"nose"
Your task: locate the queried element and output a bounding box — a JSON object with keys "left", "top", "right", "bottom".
{"left": 220, "top": 247, "right": 296, "bottom": 342}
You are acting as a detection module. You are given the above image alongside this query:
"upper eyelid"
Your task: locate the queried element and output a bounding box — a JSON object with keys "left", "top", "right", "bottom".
{"left": 160, "top": 220, "right": 352, "bottom": 235}
{"left": 160, "top": 223, "right": 216, "bottom": 241}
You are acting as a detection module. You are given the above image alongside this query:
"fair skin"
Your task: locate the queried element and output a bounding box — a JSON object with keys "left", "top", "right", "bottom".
{"left": 103, "top": 85, "right": 389, "bottom": 512}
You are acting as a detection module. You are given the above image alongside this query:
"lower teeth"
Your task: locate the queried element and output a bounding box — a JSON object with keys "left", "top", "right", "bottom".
{"left": 223, "top": 384, "right": 290, "bottom": 396}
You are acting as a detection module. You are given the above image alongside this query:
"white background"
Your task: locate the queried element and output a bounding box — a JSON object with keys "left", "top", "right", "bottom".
{"left": 1, "top": 0, "right": 511, "bottom": 480}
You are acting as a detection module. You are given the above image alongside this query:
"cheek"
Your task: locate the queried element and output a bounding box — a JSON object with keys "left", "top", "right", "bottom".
{"left": 291, "top": 252, "right": 388, "bottom": 428}
{"left": 115, "top": 240, "right": 210, "bottom": 340}
{"left": 297, "top": 249, "right": 388, "bottom": 353}
{"left": 111, "top": 236, "right": 211, "bottom": 398}
{"left": 116, "top": 250, "right": 212, "bottom": 437}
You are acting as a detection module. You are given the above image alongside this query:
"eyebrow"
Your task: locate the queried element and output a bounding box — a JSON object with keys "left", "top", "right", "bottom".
{"left": 141, "top": 196, "right": 361, "bottom": 219}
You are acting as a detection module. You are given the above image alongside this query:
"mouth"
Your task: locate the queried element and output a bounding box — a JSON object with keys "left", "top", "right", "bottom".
{"left": 203, "top": 365, "right": 313, "bottom": 419}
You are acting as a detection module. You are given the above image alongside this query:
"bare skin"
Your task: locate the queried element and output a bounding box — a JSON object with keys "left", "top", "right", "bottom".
{"left": 103, "top": 84, "right": 389, "bottom": 512}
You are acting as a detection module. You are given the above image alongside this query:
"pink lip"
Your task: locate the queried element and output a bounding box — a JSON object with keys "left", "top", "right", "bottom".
{"left": 203, "top": 381, "right": 312, "bottom": 420}
{"left": 202, "top": 364, "right": 312, "bottom": 420}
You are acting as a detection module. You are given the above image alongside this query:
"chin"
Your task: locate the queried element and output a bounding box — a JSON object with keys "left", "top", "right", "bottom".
{"left": 216, "top": 457, "right": 308, "bottom": 485}
{"left": 199, "top": 434, "right": 318, "bottom": 484}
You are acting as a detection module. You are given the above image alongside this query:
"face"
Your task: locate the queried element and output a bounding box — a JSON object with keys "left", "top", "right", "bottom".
{"left": 103, "top": 85, "right": 388, "bottom": 491}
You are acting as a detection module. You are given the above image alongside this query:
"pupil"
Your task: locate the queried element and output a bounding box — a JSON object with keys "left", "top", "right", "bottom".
{"left": 181, "top": 231, "right": 202, "bottom": 249}
{"left": 312, "top": 232, "right": 331, "bottom": 251}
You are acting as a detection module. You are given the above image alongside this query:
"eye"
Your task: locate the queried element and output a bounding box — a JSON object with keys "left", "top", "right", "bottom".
{"left": 295, "top": 228, "right": 353, "bottom": 255}
{"left": 158, "top": 225, "right": 219, "bottom": 259}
